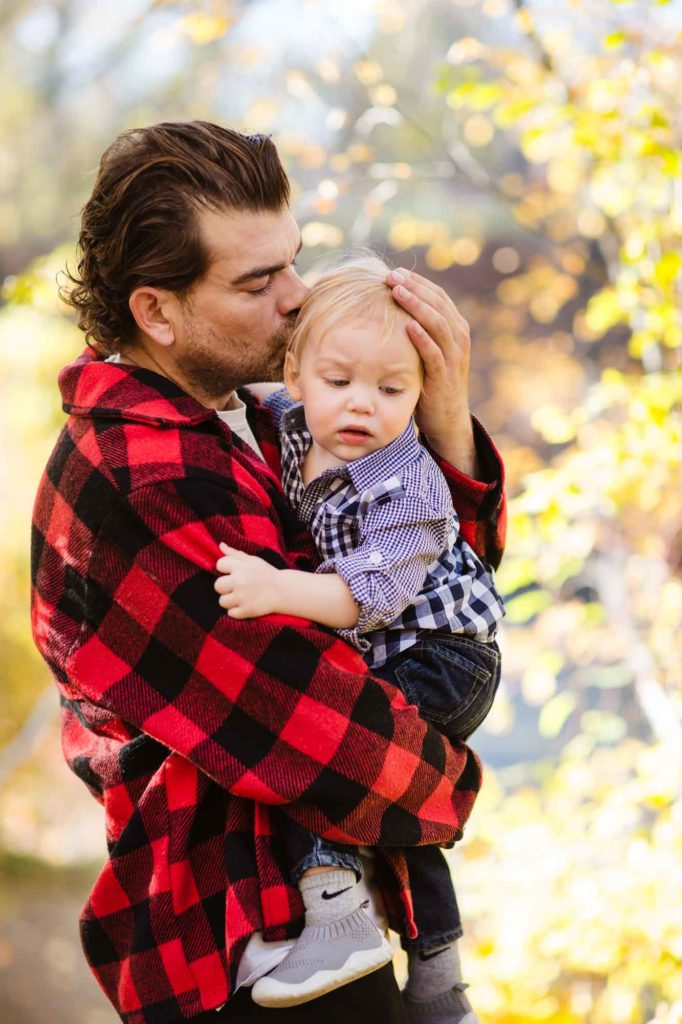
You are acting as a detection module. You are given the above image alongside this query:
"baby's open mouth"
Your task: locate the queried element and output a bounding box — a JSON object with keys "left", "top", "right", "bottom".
{"left": 338, "top": 426, "right": 373, "bottom": 443}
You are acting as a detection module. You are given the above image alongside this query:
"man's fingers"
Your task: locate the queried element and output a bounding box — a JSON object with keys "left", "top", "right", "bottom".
{"left": 388, "top": 270, "right": 469, "bottom": 333}
{"left": 406, "top": 320, "right": 446, "bottom": 377}
{"left": 388, "top": 270, "right": 454, "bottom": 313}
{"left": 388, "top": 268, "right": 446, "bottom": 305}
{"left": 409, "top": 272, "right": 468, "bottom": 329}
{"left": 394, "top": 286, "right": 452, "bottom": 348}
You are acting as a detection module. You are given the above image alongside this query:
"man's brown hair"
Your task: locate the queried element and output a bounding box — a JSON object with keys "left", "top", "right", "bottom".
{"left": 61, "top": 121, "right": 291, "bottom": 354}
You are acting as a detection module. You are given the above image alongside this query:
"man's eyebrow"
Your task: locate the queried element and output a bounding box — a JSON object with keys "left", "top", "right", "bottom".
{"left": 230, "top": 237, "right": 303, "bottom": 286}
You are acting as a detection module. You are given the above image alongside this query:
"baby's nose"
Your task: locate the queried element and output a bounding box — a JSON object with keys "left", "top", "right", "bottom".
{"left": 347, "top": 389, "right": 374, "bottom": 413}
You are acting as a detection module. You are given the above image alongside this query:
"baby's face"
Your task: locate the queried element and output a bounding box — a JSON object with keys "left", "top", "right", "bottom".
{"left": 287, "top": 315, "right": 422, "bottom": 462}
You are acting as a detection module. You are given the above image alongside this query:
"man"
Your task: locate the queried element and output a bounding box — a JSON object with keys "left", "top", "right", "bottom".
{"left": 31, "top": 122, "right": 506, "bottom": 1024}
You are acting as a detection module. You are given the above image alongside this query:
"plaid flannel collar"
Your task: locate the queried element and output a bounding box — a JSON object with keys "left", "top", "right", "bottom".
{"left": 59, "top": 348, "right": 216, "bottom": 427}
{"left": 281, "top": 402, "right": 422, "bottom": 492}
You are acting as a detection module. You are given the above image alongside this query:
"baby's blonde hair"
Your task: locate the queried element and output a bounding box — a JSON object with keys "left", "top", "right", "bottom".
{"left": 287, "top": 253, "right": 414, "bottom": 365}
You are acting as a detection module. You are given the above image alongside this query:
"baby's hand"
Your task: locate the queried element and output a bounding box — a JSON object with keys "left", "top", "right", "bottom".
{"left": 214, "top": 543, "right": 281, "bottom": 618}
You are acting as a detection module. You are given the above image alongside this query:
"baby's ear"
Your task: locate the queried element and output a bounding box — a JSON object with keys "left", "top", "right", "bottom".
{"left": 283, "top": 351, "right": 302, "bottom": 400}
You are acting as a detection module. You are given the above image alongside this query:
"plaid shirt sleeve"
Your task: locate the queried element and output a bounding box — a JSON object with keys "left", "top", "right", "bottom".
{"left": 426, "top": 416, "right": 506, "bottom": 570}
{"left": 67, "top": 474, "right": 481, "bottom": 849}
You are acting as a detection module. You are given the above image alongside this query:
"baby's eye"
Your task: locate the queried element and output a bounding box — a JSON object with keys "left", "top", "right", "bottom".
{"left": 381, "top": 386, "right": 403, "bottom": 396}
{"left": 325, "top": 378, "right": 350, "bottom": 387}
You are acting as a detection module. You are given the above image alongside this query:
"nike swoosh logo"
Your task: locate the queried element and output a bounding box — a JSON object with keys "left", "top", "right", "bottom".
{"left": 419, "top": 947, "right": 450, "bottom": 961}
{"left": 321, "top": 886, "right": 353, "bottom": 900}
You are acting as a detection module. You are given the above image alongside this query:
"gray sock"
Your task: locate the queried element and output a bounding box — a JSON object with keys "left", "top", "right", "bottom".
{"left": 299, "top": 869, "right": 360, "bottom": 926}
{"left": 405, "top": 941, "right": 463, "bottom": 1001}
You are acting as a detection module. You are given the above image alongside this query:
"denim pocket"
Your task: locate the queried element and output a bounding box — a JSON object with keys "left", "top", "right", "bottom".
{"left": 393, "top": 635, "right": 501, "bottom": 741}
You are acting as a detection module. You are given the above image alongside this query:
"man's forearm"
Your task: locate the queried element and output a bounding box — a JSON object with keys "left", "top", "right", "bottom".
{"left": 423, "top": 413, "right": 480, "bottom": 480}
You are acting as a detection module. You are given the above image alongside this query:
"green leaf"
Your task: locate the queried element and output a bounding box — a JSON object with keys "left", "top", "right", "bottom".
{"left": 496, "top": 557, "right": 537, "bottom": 594}
{"left": 580, "top": 710, "right": 628, "bottom": 743}
{"left": 504, "top": 589, "right": 553, "bottom": 624}
{"left": 575, "top": 665, "right": 633, "bottom": 689}
{"left": 538, "top": 693, "right": 578, "bottom": 738}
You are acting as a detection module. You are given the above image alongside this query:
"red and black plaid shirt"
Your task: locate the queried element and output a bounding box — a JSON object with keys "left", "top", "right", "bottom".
{"left": 31, "top": 351, "right": 506, "bottom": 1024}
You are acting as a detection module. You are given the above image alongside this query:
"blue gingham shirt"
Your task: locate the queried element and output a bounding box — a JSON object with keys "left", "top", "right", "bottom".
{"left": 269, "top": 393, "right": 505, "bottom": 668}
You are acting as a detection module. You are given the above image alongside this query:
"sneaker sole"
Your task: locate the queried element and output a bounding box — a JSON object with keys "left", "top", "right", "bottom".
{"left": 251, "top": 937, "right": 393, "bottom": 1008}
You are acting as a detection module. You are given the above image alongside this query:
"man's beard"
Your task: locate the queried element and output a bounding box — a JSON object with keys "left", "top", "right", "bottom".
{"left": 176, "top": 314, "right": 296, "bottom": 401}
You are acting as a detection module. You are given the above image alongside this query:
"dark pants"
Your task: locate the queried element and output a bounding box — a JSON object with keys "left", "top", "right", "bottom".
{"left": 283, "top": 633, "right": 502, "bottom": 949}
{"left": 193, "top": 963, "right": 408, "bottom": 1022}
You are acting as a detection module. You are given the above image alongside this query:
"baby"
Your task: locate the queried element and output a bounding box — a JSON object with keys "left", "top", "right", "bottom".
{"left": 214, "top": 256, "right": 505, "bottom": 1023}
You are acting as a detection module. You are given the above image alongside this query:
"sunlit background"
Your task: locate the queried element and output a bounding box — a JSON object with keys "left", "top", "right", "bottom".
{"left": 1, "top": 0, "right": 681, "bottom": 1021}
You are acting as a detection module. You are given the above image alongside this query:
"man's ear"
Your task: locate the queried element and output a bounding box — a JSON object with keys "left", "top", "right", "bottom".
{"left": 129, "top": 287, "right": 178, "bottom": 348}
{"left": 283, "top": 351, "right": 302, "bottom": 400}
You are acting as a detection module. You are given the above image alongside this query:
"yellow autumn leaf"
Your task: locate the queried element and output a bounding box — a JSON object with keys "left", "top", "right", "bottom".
{"left": 180, "top": 13, "right": 232, "bottom": 45}
{"left": 585, "top": 288, "right": 625, "bottom": 334}
{"left": 653, "top": 251, "right": 682, "bottom": 289}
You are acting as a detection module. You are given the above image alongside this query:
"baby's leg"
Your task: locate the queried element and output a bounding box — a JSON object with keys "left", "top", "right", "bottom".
{"left": 252, "top": 824, "right": 392, "bottom": 1008}
{"left": 401, "top": 847, "right": 475, "bottom": 1024}
{"left": 282, "top": 819, "right": 363, "bottom": 893}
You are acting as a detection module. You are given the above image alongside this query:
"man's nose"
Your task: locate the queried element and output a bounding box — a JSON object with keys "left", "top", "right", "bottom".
{"left": 278, "top": 267, "right": 309, "bottom": 316}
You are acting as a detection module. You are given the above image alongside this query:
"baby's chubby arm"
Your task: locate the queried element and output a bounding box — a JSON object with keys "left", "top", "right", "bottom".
{"left": 214, "top": 543, "right": 359, "bottom": 628}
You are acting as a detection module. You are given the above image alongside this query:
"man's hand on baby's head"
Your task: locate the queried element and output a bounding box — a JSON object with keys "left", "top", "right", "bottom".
{"left": 386, "top": 270, "right": 470, "bottom": 400}
{"left": 214, "top": 544, "right": 282, "bottom": 618}
{"left": 386, "top": 268, "right": 477, "bottom": 475}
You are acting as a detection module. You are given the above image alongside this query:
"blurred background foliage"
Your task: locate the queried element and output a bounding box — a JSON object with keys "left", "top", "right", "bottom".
{"left": 0, "top": 0, "right": 681, "bottom": 1021}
